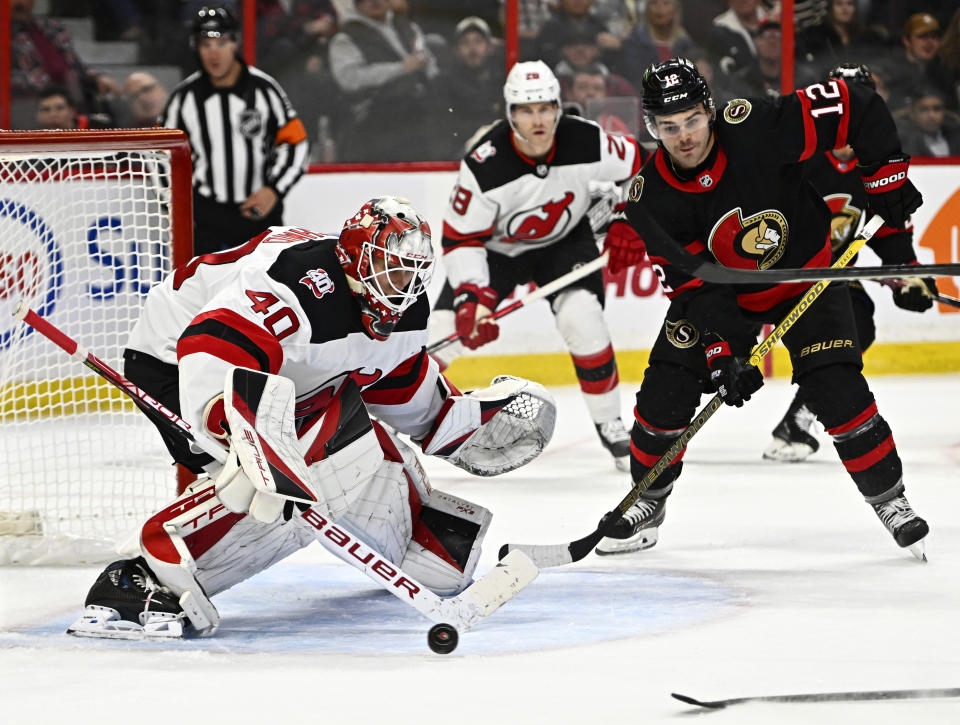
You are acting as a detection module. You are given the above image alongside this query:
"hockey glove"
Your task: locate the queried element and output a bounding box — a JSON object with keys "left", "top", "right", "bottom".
{"left": 891, "top": 276, "right": 938, "bottom": 312}
{"left": 453, "top": 283, "right": 499, "bottom": 350}
{"left": 704, "top": 332, "right": 763, "bottom": 407}
{"left": 604, "top": 219, "right": 647, "bottom": 274}
{"left": 859, "top": 154, "right": 923, "bottom": 229}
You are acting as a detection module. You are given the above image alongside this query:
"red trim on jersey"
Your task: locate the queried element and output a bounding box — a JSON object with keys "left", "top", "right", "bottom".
{"left": 173, "top": 234, "right": 267, "bottom": 290}
{"left": 735, "top": 241, "right": 831, "bottom": 312}
{"left": 361, "top": 353, "right": 429, "bottom": 406}
{"left": 177, "top": 308, "right": 284, "bottom": 373}
{"left": 630, "top": 440, "right": 686, "bottom": 467}
{"left": 633, "top": 407, "right": 686, "bottom": 435}
{"left": 571, "top": 344, "right": 615, "bottom": 369}
{"left": 824, "top": 150, "right": 858, "bottom": 174}
{"left": 183, "top": 511, "right": 246, "bottom": 559}
{"left": 826, "top": 402, "right": 879, "bottom": 436}
{"left": 834, "top": 79, "right": 851, "bottom": 149}
{"left": 796, "top": 89, "right": 817, "bottom": 161}
{"left": 655, "top": 144, "right": 727, "bottom": 193}
{"left": 841, "top": 434, "right": 896, "bottom": 473}
{"left": 624, "top": 136, "right": 645, "bottom": 179}
{"left": 442, "top": 220, "right": 494, "bottom": 242}
{"left": 685, "top": 239, "right": 707, "bottom": 255}
{"left": 510, "top": 131, "right": 557, "bottom": 166}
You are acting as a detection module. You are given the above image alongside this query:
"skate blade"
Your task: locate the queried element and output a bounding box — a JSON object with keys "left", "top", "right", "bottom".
{"left": 908, "top": 538, "right": 928, "bottom": 562}
{"left": 596, "top": 528, "right": 659, "bottom": 555}
{"left": 613, "top": 455, "right": 630, "bottom": 473}
{"left": 66, "top": 607, "right": 185, "bottom": 640}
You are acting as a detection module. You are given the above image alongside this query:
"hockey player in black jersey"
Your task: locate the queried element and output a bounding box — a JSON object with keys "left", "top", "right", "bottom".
{"left": 600, "top": 57, "right": 929, "bottom": 559}
{"left": 763, "top": 64, "right": 939, "bottom": 462}
{"left": 431, "top": 60, "right": 648, "bottom": 471}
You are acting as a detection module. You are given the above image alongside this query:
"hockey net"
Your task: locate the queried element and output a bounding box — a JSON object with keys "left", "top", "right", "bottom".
{"left": 0, "top": 129, "right": 193, "bottom": 565}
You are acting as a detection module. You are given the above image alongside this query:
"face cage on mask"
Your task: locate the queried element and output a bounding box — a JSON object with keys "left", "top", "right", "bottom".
{"left": 358, "top": 238, "right": 432, "bottom": 316}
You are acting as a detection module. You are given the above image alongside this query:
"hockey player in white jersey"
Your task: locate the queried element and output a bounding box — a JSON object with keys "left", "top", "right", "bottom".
{"left": 431, "top": 60, "right": 649, "bottom": 471}
{"left": 67, "top": 196, "right": 555, "bottom": 639}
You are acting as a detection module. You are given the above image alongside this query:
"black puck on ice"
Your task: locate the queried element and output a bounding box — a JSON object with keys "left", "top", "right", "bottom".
{"left": 427, "top": 623, "right": 458, "bottom": 654}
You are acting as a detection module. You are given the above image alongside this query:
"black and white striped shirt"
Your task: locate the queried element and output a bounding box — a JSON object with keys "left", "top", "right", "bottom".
{"left": 160, "top": 62, "right": 309, "bottom": 204}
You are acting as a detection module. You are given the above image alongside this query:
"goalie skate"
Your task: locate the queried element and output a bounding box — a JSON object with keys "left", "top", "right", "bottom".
{"left": 763, "top": 402, "right": 820, "bottom": 462}
{"left": 67, "top": 557, "right": 187, "bottom": 640}
{"left": 596, "top": 494, "right": 667, "bottom": 555}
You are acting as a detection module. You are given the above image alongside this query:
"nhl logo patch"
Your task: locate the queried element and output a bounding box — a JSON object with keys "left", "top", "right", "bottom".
{"left": 535, "top": 164, "right": 549, "bottom": 178}
{"left": 238, "top": 109, "right": 264, "bottom": 138}
{"left": 300, "top": 268, "right": 335, "bottom": 298}
{"left": 698, "top": 173, "right": 713, "bottom": 188}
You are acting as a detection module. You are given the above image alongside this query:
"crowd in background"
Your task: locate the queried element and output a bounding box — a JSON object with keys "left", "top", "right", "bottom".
{"left": 7, "top": 0, "right": 960, "bottom": 161}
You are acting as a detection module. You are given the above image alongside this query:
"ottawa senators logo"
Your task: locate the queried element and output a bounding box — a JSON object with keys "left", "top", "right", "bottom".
{"left": 722, "top": 99, "right": 752, "bottom": 124}
{"left": 823, "top": 193, "right": 862, "bottom": 252}
{"left": 709, "top": 207, "right": 788, "bottom": 270}
{"left": 504, "top": 192, "right": 575, "bottom": 242}
{"left": 629, "top": 174, "right": 644, "bottom": 202}
{"left": 665, "top": 319, "right": 699, "bottom": 348}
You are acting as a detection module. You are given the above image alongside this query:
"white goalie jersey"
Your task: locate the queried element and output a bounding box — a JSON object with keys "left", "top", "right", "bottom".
{"left": 126, "top": 226, "right": 445, "bottom": 439}
{"left": 440, "top": 115, "right": 645, "bottom": 289}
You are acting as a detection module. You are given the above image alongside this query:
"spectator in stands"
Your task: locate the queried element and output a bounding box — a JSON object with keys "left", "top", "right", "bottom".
{"left": 436, "top": 16, "right": 505, "bottom": 157}
{"left": 885, "top": 13, "right": 942, "bottom": 111}
{"left": 553, "top": 24, "right": 637, "bottom": 99}
{"left": 500, "top": 0, "right": 552, "bottom": 60}
{"left": 928, "top": 8, "right": 960, "bottom": 111}
{"left": 896, "top": 87, "right": 960, "bottom": 157}
{"left": 591, "top": 0, "right": 640, "bottom": 41}
{"left": 122, "top": 72, "right": 168, "bottom": 127}
{"left": 726, "top": 16, "right": 782, "bottom": 99}
{"left": 620, "top": 0, "right": 696, "bottom": 90}
{"left": 796, "top": 0, "right": 888, "bottom": 77}
{"left": 329, "top": 0, "right": 440, "bottom": 162}
{"left": 34, "top": 85, "right": 111, "bottom": 129}
{"left": 397, "top": 1, "right": 500, "bottom": 43}
{"left": 9, "top": 0, "right": 120, "bottom": 128}
{"left": 566, "top": 63, "right": 637, "bottom": 137}
{"left": 255, "top": 0, "right": 339, "bottom": 82}
{"left": 535, "top": 0, "right": 622, "bottom": 70}
{"left": 706, "top": 0, "right": 765, "bottom": 76}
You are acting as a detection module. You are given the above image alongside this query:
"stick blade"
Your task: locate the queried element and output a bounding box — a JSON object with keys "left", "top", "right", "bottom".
{"left": 461, "top": 549, "right": 539, "bottom": 618}
{"left": 671, "top": 693, "right": 726, "bottom": 709}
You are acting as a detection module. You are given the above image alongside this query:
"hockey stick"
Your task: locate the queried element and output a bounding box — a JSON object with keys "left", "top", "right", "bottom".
{"left": 630, "top": 203, "right": 960, "bottom": 284}
{"left": 498, "top": 217, "right": 882, "bottom": 568}
{"left": 11, "top": 301, "right": 538, "bottom": 635}
{"left": 427, "top": 252, "right": 609, "bottom": 353}
{"left": 875, "top": 278, "right": 960, "bottom": 309}
{"left": 672, "top": 686, "right": 960, "bottom": 709}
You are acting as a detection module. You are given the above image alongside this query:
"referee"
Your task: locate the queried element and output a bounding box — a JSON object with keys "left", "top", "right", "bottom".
{"left": 161, "top": 5, "right": 310, "bottom": 254}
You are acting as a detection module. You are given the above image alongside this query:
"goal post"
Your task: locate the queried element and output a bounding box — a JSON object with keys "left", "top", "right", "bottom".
{"left": 0, "top": 128, "right": 193, "bottom": 564}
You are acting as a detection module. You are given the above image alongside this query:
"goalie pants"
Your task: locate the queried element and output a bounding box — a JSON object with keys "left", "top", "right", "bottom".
{"left": 632, "top": 284, "right": 904, "bottom": 502}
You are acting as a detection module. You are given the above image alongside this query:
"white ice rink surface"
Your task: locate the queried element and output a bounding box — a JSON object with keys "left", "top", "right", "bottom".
{"left": 2, "top": 375, "right": 959, "bottom": 724}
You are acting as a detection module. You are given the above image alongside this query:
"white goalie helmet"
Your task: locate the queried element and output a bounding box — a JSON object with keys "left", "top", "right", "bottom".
{"left": 503, "top": 60, "right": 562, "bottom": 136}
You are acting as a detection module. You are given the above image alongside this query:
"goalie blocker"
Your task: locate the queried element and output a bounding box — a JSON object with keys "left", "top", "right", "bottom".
{"left": 68, "top": 369, "right": 555, "bottom": 639}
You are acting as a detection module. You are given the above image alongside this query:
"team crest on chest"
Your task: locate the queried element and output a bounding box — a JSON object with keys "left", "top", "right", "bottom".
{"left": 300, "top": 268, "right": 335, "bottom": 298}
{"left": 664, "top": 319, "right": 699, "bottom": 348}
{"left": 709, "top": 207, "right": 788, "bottom": 270}
{"left": 504, "top": 192, "right": 575, "bottom": 241}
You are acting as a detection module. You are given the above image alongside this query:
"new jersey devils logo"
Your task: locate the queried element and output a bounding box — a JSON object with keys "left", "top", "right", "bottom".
{"left": 504, "top": 192, "right": 575, "bottom": 242}
{"left": 823, "top": 193, "right": 862, "bottom": 252}
{"left": 709, "top": 207, "right": 789, "bottom": 270}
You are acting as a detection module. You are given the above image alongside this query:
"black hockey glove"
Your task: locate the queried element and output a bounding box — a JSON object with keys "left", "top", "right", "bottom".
{"left": 859, "top": 154, "right": 923, "bottom": 229}
{"left": 891, "top": 277, "right": 938, "bottom": 312}
{"left": 703, "top": 332, "right": 763, "bottom": 407}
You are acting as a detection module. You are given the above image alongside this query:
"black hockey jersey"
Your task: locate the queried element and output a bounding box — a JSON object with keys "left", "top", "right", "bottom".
{"left": 625, "top": 78, "right": 907, "bottom": 335}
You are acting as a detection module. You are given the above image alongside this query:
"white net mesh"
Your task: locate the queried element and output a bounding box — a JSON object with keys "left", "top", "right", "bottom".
{"left": 0, "top": 139, "right": 184, "bottom": 564}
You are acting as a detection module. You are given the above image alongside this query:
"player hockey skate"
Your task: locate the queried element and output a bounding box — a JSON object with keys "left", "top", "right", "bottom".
{"left": 871, "top": 493, "right": 929, "bottom": 561}
{"left": 67, "top": 557, "right": 187, "bottom": 639}
{"left": 763, "top": 400, "right": 820, "bottom": 462}
{"left": 596, "top": 494, "right": 667, "bottom": 555}
{"left": 595, "top": 419, "right": 631, "bottom": 471}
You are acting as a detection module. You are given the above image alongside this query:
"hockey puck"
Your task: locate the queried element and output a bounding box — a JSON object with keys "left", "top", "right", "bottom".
{"left": 427, "top": 623, "right": 458, "bottom": 654}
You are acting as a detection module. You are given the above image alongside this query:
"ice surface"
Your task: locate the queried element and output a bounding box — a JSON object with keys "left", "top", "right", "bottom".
{"left": 2, "top": 376, "right": 958, "bottom": 724}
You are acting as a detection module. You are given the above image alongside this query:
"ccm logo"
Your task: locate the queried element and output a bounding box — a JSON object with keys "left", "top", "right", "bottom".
{"left": 664, "top": 92, "right": 689, "bottom": 103}
{"left": 865, "top": 171, "right": 906, "bottom": 189}
{"left": 300, "top": 508, "right": 421, "bottom": 599}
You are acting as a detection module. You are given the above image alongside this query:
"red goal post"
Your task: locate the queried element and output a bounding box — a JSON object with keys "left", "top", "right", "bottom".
{"left": 0, "top": 128, "right": 193, "bottom": 564}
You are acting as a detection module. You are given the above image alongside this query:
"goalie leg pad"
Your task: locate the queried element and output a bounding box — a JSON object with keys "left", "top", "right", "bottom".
{"left": 419, "top": 376, "right": 557, "bottom": 476}
{"left": 401, "top": 489, "right": 492, "bottom": 596}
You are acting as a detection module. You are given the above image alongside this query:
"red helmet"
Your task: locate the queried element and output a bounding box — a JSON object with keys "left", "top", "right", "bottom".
{"left": 337, "top": 196, "right": 434, "bottom": 340}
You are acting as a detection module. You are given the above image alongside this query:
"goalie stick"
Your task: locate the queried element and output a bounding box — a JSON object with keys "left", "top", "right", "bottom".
{"left": 11, "top": 301, "right": 538, "bottom": 634}
{"left": 428, "top": 252, "right": 608, "bottom": 353}
{"left": 672, "top": 686, "right": 960, "bottom": 709}
{"left": 630, "top": 203, "right": 960, "bottom": 284}
{"left": 498, "top": 217, "right": 881, "bottom": 568}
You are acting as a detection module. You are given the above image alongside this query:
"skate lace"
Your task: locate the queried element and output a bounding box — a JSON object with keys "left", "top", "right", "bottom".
{"left": 874, "top": 497, "right": 916, "bottom": 531}
{"left": 623, "top": 497, "right": 661, "bottom": 525}
{"left": 792, "top": 404, "right": 819, "bottom": 435}
{"left": 599, "top": 419, "right": 629, "bottom": 444}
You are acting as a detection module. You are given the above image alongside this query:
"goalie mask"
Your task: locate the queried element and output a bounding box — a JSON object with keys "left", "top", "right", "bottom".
{"left": 337, "top": 196, "right": 434, "bottom": 340}
{"left": 503, "top": 60, "right": 562, "bottom": 140}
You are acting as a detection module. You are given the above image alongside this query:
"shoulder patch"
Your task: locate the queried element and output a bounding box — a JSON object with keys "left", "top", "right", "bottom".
{"left": 628, "top": 174, "right": 644, "bottom": 202}
{"left": 722, "top": 99, "right": 753, "bottom": 124}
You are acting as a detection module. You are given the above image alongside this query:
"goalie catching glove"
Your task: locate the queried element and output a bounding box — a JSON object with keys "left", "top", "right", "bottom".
{"left": 418, "top": 375, "right": 557, "bottom": 476}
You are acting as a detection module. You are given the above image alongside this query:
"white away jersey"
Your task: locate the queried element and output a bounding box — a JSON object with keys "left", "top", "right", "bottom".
{"left": 126, "top": 226, "right": 443, "bottom": 438}
{"left": 441, "top": 115, "right": 644, "bottom": 288}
